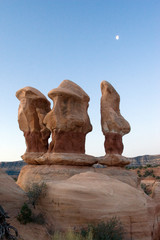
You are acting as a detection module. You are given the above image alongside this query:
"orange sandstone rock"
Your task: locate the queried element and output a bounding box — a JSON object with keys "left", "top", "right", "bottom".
{"left": 16, "top": 87, "right": 51, "bottom": 154}
{"left": 100, "top": 81, "right": 131, "bottom": 166}
{"left": 44, "top": 80, "right": 92, "bottom": 154}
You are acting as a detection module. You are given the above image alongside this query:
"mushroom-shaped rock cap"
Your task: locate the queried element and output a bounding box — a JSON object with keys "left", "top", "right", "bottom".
{"left": 101, "top": 81, "right": 120, "bottom": 104}
{"left": 16, "top": 86, "right": 49, "bottom": 102}
{"left": 48, "top": 80, "right": 90, "bottom": 101}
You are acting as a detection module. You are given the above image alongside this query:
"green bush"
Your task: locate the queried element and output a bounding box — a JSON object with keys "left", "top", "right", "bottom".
{"left": 146, "top": 164, "right": 152, "bottom": 168}
{"left": 17, "top": 203, "right": 45, "bottom": 225}
{"left": 80, "top": 217, "right": 124, "bottom": 240}
{"left": 51, "top": 218, "right": 124, "bottom": 240}
{"left": 141, "top": 183, "right": 152, "bottom": 196}
{"left": 52, "top": 230, "right": 92, "bottom": 240}
{"left": 26, "top": 182, "right": 47, "bottom": 209}
{"left": 17, "top": 203, "right": 32, "bottom": 224}
{"left": 143, "top": 169, "right": 154, "bottom": 177}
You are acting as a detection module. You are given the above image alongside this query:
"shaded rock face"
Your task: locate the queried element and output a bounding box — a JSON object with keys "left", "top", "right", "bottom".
{"left": 49, "top": 131, "right": 85, "bottom": 153}
{"left": 100, "top": 81, "right": 130, "bottom": 155}
{"left": 0, "top": 169, "right": 50, "bottom": 240}
{"left": 44, "top": 80, "right": 92, "bottom": 154}
{"left": 104, "top": 132, "right": 123, "bottom": 154}
{"left": 16, "top": 87, "right": 51, "bottom": 153}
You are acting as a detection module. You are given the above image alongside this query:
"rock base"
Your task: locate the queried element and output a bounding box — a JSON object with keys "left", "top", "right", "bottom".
{"left": 17, "top": 164, "right": 139, "bottom": 190}
{"left": 22, "top": 152, "right": 97, "bottom": 166}
{"left": 98, "top": 154, "right": 130, "bottom": 167}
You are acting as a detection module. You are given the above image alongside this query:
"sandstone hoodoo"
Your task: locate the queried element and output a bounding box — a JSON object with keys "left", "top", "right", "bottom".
{"left": 16, "top": 81, "right": 96, "bottom": 166}
{"left": 16, "top": 87, "right": 51, "bottom": 157}
{"left": 44, "top": 80, "right": 92, "bottom": 154}
{"left": 99, "top": 81, "right": 131, "bottom": 166}
{"left": 14, "top": 80, "right": 160, "bottom": 239}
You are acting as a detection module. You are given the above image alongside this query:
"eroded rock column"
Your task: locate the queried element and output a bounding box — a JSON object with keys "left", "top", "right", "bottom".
{"left": 44, "top": 80, "right": 92, "bottom": 154}
{"left": 16, "top": 87, "right": 51, "bottom": 162}
{"left": 100, "top": 81, "right": 131, "bottom": 166}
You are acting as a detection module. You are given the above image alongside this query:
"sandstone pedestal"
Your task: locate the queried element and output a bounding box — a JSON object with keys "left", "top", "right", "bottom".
{"left": 98, "top": 154, "right": 130, "bottom": 167}
{"left": 16, "top": 169, "right": 160, "bottom": 240}
{"left": 21, "top": 152, "right": 97, "bottom": 166}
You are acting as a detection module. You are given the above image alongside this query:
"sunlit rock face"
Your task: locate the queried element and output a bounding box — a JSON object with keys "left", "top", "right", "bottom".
{"left": 44, "top": 80, "right": 92, "bottom": 154}
{"left": 16, "top": 87, "right": 51, "bottom": 153}
{"left": 100, "top": 81, "right": 131, "bottom": 155}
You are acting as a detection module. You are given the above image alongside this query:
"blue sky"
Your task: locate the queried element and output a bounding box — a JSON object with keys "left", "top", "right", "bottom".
{"left": 0, "top": 0, "right": 159, "bottom": 161}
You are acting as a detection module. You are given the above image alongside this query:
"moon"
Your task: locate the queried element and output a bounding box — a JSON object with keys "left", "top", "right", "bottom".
{"left": 115, "top": 35, "right": 119, "bottom": 40}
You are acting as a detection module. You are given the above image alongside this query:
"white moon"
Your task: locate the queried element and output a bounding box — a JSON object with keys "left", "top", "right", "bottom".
{"left": 115, "top": 35, "right": 119, "bottom": 40}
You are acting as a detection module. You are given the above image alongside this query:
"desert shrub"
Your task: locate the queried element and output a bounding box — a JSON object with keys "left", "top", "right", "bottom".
{"left": 52, "top": 229, "right": 92, "bottom": 240}
{"left": 143, "top": 169, "right": 154, "bottom": 177}
{"left": 26, "top": 182, "right": 47, "bottom": 208}
{"left": 17, "top": 203, "right": 32, "bottom": 224}
{"left": 17, "top": 203, "right": 45, "bottom": 225}
{"left": 146, "top": 164, "right": 152, "bottom": 168}
{"left": 51, "top": 218, "right": 124, "bottom": 240}
{"left": 141, "top": 183, "right": 152, "bottom": 196}
{"left": 156, "top": 176, "right": 160, "bottom": 180}
{"left": 80, "top": 217, "right": 124, "bottom": 240}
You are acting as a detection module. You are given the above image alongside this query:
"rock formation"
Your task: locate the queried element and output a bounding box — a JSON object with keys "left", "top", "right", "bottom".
{"left": 16, "top": 87, "right": 51, "bottom": 154}
{"left": 43, "top": 80, "right": 92, "bottom": 154}
{"left": 100, "top": 81, "right": 131, "bottom": 166}
{"left": 17, "top": 170, "right": 160, "bottom": 240}
{"left": 0, "top": 169, "right": 50, "bottom": 240}
{"left": 14, "top": 80, "right": 160, "bottom": 239}
{"left": 16, "top": 81, "right": 95, "bottom": 165}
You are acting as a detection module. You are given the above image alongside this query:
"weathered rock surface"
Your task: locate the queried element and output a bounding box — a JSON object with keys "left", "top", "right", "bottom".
{"left": 101, "top": 81, "right": 131, "bottom": 136}
{"left": 100, "top": 81, "right": 130, "bottom": 155}
{"left": 16, "top": 87, "right": 51, "bottom": 153}
{"left": 0, "top": 168, "right": 50, "bottom": 240}
{"left": 98, "top": 154, "right": 130, "bottom": 167}
{"left": 43, "top": 80, "right": 92, "bottom": 154}
{"left": 36, "top": 172, "right": 159, "bottom": 240}
{"left": 17, "top": 164, "right": 139, "bottom": 190}
{"left": 21, "top": 152, "right": 97, "bottom": 165}
{"left": 0, "top": 168, "right": 25, "bottom": 215}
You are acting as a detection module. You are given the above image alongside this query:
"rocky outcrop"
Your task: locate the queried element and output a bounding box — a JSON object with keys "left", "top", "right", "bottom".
{"left": 17, "top": 165, "right": 139, "bottom": 190}
{"left": 128, "top": 155, "right": 160, "bottom": 167}
{"left": 21, "top": 152, "right": 97, "bottom": 165}
{"left": 0, "top": 168, "right": 50, "bottom": 240}
{"left": 14, "top": 80, "right": 160, "bottom": 239}
{"left": 16, "top": 87, "right": 51, "bottom": 154}
{"left": 98, "top": 154, "right": 130, "bottom": 167}
{"left": 44, "top": 80, "right": 92, "bottom": 154}
{"left": 100, "top": 81, "right": 131, "bottom": 166}
{"left": 17, "top": 170, "right": 160, "bottom": 240}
